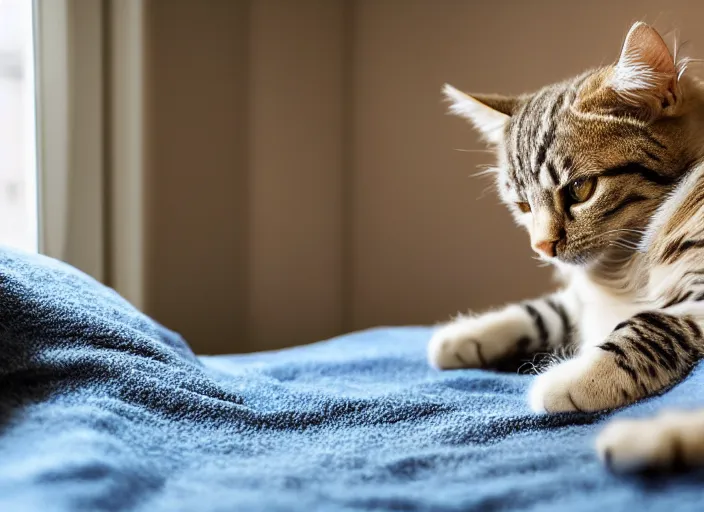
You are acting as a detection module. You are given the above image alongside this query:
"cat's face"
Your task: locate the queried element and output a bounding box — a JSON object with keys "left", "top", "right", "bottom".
{"left": 445, "top": 22, "right": 704, "bottom": 266}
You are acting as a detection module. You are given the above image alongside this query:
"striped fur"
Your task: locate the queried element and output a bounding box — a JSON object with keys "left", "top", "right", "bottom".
{"left": 429, "top": 22, "right": 704, "bottom": 472}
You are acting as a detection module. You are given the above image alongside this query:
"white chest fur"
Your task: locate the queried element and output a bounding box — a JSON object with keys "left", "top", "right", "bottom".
{"left": 570, "top": 270, "right": 645, "bottom": 351}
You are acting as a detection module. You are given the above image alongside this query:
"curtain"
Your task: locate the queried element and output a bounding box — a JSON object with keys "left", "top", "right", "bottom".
{"left": 34, "top": 0, "right": 145, "bottom": 310}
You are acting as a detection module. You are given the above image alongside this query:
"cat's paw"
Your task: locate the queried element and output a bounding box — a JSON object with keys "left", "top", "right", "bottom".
{"left": 529, "top": 349, "right": 633, "bottom": 413}
{"left": 596, "top": 411, "right": 704, "bottom": 472}
{"left": 428, "top": 323, "right": 486, "bottom": 370}
{"left": 529, "top": 357, "right": 584, "bottom": 413}
{"left": 428, "top": 306, "right": 531, "bottom": 370}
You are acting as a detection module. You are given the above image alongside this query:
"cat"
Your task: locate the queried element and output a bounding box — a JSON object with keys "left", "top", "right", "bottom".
{"left": 429, "top": 21, "right": 704, "bottom": 473}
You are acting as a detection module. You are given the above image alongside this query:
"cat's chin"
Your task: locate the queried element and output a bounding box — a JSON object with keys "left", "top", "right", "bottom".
{"left": 549, "top": 258, "right": 589, "bottom": 272}
{"left": 549, "top": 247, "right": 634, "bottom": 272}
{"left": 545, "top": 251, "right": 603, "bottom": 269}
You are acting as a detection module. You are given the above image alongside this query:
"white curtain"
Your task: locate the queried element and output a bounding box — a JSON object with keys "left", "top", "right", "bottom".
{"left": 34, "top": 0, "right": 145, "bottom": 310}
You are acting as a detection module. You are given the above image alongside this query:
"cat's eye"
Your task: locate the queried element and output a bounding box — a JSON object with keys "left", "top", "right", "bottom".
{"left": 516, "top": 202, "right": 531, "bottom": 213}
{"left": 567, "top": 177, "right": 597, "bottom": 203}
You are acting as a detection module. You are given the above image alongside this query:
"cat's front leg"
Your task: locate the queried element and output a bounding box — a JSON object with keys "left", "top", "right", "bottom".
{"left": 530, "top": 311, "right": 702, "bottom": 413}
{"left": 428, "top": 292, "right": 575, "bottom": 370}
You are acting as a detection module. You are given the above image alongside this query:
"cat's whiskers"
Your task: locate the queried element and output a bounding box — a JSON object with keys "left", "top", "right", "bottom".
{"left": 470, "top": 166, "right": 500, "bottom": 179}
{"left": 603, "top": 228, "right": 647, "bottom": 236}
{"left": 476, "top": 184, "right": 496, "bottom": 200}
{"left": 453, "top": 148, "right": 494, "bottom": 154}
{"left": 572, "top": 229, "right": 644, "bottom": 255}
{"left": 534, "top": 258, "right": 552, "bottom": 268}
{"left": 609, "top": 243, "right": 642, "bottom": 255}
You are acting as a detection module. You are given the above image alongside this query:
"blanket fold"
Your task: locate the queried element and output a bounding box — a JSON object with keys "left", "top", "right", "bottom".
{"left": 0, "top": 249, "right": 703, "bottom": 511}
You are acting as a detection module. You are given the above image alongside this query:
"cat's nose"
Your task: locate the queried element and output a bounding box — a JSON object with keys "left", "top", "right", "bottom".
{"left": 533, "top": 239, "right": 558, "bottom": 258}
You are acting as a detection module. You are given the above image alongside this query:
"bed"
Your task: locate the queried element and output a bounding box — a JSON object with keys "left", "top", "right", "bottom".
{"left": 1, "top": 248, "right": 703, "bottom": 511}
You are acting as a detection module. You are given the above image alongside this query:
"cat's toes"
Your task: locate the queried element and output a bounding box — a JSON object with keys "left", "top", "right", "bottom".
{"left": 529, "top": 350, "right": 628, "bottom": 414}
{"left": 428, "top": 306, "right": 533, "bottom": 370}
{"left": 529, "top": 357, "right": 585, "bottom": 413}
{"left": 596, "top": 416, "right": 683, "bottom": 472}
{"left": 427, "top": 325, "right": 485, "bottom": 370}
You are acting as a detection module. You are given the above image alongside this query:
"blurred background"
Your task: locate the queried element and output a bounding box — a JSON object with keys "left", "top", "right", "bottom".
{"left": 2, "top": 0, "right": 703, "bottom": 354}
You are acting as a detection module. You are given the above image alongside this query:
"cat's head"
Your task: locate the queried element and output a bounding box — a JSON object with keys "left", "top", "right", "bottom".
{"left": 445, "top": 22, "right": 704, "bottom": 266}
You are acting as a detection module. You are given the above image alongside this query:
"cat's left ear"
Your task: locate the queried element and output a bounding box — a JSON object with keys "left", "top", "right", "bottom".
{"left": 609, "top": 22, "right": 679, "bottom": 117}
{"left": 443, "top": 84, "right": 517, "bottom": 144}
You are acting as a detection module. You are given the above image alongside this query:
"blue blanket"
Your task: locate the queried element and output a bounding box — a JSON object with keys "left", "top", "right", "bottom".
{"left": 1, "top": 249, "right": 704, "bottom": 511}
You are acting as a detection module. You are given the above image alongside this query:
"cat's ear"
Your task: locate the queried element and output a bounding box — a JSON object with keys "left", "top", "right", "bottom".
{"left": 443, "top": 84, "right": 517, "bottom": 144}
{"left": 609, "top": 22, "right": 679, "bottom": 116}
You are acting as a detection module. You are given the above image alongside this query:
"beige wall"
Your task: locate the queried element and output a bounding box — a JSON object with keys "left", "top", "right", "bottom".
{"left": 140, "top": 0, "right": 704, "bottom": 354}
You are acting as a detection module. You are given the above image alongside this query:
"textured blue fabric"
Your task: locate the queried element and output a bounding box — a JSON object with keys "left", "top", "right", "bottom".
{"left": 1, "top": 248, "right": 704, "bottom": 511}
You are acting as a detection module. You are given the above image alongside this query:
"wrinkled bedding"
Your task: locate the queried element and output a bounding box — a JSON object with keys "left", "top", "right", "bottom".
{"left": 1, "top": 249, "right": 703, "bottom": 511}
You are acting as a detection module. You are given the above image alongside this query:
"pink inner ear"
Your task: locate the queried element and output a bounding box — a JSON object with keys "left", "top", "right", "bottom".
{"left": 619, "top": 23, "right": 675, "bottom": 78}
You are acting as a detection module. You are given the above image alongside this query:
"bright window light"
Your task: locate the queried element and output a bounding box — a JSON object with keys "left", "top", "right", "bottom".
{"left": 0, "top": 0, "right": 38, "bottom": 252}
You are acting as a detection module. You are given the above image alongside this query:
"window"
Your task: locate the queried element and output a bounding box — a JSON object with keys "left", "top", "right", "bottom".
{"left": 0, "top": 0, "right": 38, "bottom": 252}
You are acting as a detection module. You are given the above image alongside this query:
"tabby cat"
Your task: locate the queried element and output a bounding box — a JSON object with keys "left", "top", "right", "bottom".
{"left": 429, "top": 22, "right": 704, "bottom": 472}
